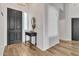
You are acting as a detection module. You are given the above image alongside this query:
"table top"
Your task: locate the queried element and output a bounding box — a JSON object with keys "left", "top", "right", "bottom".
{"left": 25, "top": 31, "right": 37, "bottom": 36}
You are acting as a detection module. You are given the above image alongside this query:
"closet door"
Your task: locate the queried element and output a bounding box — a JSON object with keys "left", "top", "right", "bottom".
{"left": 72, "top": 18, "right": 79, "bottom": 41}
{"left": 15, "top": 10, "right": 22, "bottom": 43}
{"left": 7, "top": 8, "right": 22, "bottom": 45}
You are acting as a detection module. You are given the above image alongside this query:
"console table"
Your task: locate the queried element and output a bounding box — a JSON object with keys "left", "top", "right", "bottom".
{"left": 25, "top": 31, "right": 37, "bottom": 47}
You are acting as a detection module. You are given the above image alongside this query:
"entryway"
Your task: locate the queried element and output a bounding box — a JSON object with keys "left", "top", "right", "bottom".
{"left": 7, "top": 8, "right": 22, "bottom": 45}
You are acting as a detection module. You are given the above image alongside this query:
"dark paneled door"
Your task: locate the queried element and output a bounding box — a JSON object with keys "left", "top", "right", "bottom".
{"left": 72, "top": 18, "right": 79, "bottom": 41}
{"left": 7, "top": 8, "right": 22, "bottom": 45}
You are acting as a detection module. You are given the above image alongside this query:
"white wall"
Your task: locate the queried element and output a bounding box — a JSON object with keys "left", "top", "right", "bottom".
{"left": 64, "top": 3, "right": 79, "bottom": 41}
{"left": 48, "top": 5, "right": 58, "bottom": 37}
{"left": 42, "top": 3, "right": 65, "bottom": 50}
{"left": 43, "top": 4, "right": 60, "bottom": 50}
{"left": 47, "top": 4, "right": 59, "bottom": 48}
{"left": 48, "top": 3, "right": 65, "bottom": 41}
{"left": 59, "top": 20, "right": 66, "bottom": 40}
{"left": 29, "top": 3, "right": 45, "bottom": 50}
{"left": 0, "top": 3, "right": 29, "bottom": 55}
{"left": 50, "top": 3, "right": 64, "bottom": 11}
{"left": 0, "top": 4, "right": 5, "bottom": 56}
{"left": 58, "top": 4, "right": 66, "bottom": 40}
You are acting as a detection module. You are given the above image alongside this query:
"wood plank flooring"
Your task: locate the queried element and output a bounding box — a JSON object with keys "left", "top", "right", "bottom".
{"left": 3, "top": 40, "right": 79, "bottom": 56}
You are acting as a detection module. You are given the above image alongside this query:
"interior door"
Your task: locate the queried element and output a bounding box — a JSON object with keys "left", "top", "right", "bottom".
{"left": 72, "top": 18, "right": 79, "bottom": 41}
{"left": 7, "top": 8, "right": 22, "bottom": 45}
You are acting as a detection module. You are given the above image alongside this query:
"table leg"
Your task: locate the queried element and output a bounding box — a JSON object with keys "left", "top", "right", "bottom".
{"left": 30, "top": 36, "right": 32, "bottom": 48}
{"left": 25, "top": 35, "right": 26, "bottom": 45}
{"left": 35, "top": 36, "right": 37, "bottom": 46}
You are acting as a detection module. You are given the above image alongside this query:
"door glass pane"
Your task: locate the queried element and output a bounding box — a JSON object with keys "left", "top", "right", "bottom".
{"left": 9, "top": 32, "right": 15, "bottom": 41}
{"left": 16, "top": 16, "right": 21, "bottom": 29}
{"left": 9, "top": 15, "right": 15, "bottom": 30}
{"left": 16, "top": 32, "right": 21, "bottom": 41}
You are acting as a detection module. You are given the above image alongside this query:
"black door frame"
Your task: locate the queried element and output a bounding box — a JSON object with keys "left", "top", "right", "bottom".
{"left": 7, "top": 8, "right": 22, "bottom": 45}
{"left": 72, "top": 18, "right": 74, "bottom": 41}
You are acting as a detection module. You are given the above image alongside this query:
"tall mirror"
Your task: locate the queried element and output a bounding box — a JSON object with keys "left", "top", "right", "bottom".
{"left": 31, "top": 17, "right": 36, "bottom": 31}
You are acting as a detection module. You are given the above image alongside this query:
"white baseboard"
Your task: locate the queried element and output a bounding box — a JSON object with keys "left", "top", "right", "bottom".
{"left": 60, "top": 39, "right": 72, "bottom": 41}
{"left": 41, "top": 40, "right": 60, "bottom": 51}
